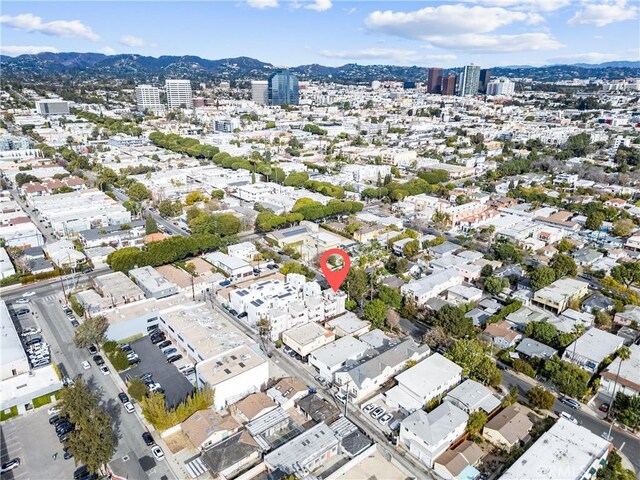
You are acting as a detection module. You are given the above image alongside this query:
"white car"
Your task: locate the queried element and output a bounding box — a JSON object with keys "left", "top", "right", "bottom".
{"left": 81, "top": 361, "right": 91, "bottom": 370}
{"left": 560, "top": 411, "right": 578, "bottom": 424}
{"left": 22, "top": 291, "right": 36, "bottom": 297}
{"left": 123, "top": 402, "right": 135, "bottom": 414}
{"left": 151, "top": 445, "right": 165, "bottom": 461}
{"left": 100, "top": 366, "right": 110, "bottom": 375}
{"left": 15, "top": 298, "right": 30, "bottom": 304}
{"left": 48, "top": 406, "right": 61, "bottom": 415}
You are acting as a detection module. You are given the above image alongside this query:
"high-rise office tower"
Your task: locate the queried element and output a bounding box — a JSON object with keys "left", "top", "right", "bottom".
{"left": 441, "top": 74, "right": 457, "bottom": 96}
{"left": 458, "top": 65, "right": 481, "bottom": 96}
{"left": 165, "top": 79, "right": 193, "bottom": 109}
{"left": 251, "top": 80, "right": 269, "bottom": 104}
{"left": 35, "top": 99, "right": 70, "bottom": 116}
{"left": 479, "top": 69, "right": 492, "bottom": 94}
{"left": 427, "top": 68, "right": 443, "bottom": 94}
{"left": 135, "top": 85, "right": 164, "bottom": 115}
{"left": 486, "top": 78, "right": 516, "bottom": 96}
{"left": 268, "top": 71, "right": 299, "bottom": 106}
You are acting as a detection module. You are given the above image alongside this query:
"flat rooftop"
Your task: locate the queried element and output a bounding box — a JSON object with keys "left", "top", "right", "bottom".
{"left": 197, "top": 344, "right": 266, "bottom": 386}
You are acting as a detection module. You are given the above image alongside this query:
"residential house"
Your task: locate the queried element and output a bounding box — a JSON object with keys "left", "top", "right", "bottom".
{"left": 516, "top": 338, "right": 558, "bottom": 361}
{"left": 205, "top": 252, "right": 253, "bottom": 280}
{"left": 401, "top": 269, "right": 463, "bottom": 307}
{"left": 231, "top": 392, "right": 278, "bottom": 424}
{"left": 326, "top": 312, "right": 371, "bottom": 337}
{"left": 308, "top": 336, "right": 370, "bottom": 382}
{"left": 227, "top": 241, "right": 258, "bottom": 262}
{"left": 266, "top": 377, "right": 309, "bottom": 410}
{"left": 599, "top": 344, "right": 640, "bottom": 398}
{"left": 483, "top": 405, "right": 533, "bottom": 451}
{"left": 482, "top": 321, "right": 522, "bottom": 349}
{"left": 399, "top": 402, "right": 468, "bottom": 468}
{"left": 295, "top": 393, "right": 340, "bottom": 424}
{"left": 533, "top": 278, "right": 590, "bottom": 314}
{"left": 614, "top": 305, "right": 640, "bottom": 326}
{"left": 200, "top": 430, "right": 262, "bottom": 480}
{"left": 433, "top": 440, "right": 484, "bottom": 480}
{"left": 384, "top": 353, "right": 461, "bottom": 414}
{"left": 181, "top": 409, "right": 241, "bottom": 450}
{"left": 443, "top": 379, "right": 501, "bottom": 415}
{"left": 282, "top": 323, "right": 335, "bottom": 357}
{"left": 562, "top": 328, "right": 624, "bottom": 374}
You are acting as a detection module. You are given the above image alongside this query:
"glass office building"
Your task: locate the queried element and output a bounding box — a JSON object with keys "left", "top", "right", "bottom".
{"left": 268, "top": 71, "right": 299, "bottom": 106}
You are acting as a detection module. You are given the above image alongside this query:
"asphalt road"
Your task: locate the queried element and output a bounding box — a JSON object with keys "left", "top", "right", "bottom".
{"left": 3, "top": 287, "right": 177, "bottom": 480}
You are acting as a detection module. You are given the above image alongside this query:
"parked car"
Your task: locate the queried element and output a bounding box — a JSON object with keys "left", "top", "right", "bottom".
{"left": 81, "top": 361, "right": 91, "bottom": 370}
{"left": 371, "top": 407, "right": 385, "bottom": 419}
{"left": 140, "top": 373, "right": 153, "bottom": 382}
{"left": 1, "top": 459, "right": 20, "bottom": 473}
{"left": 142, "top": 432, "right": 155, "bottom": 446}
{"left": 363, "top": 404, "right": 375, "bottom": 413}
{"left": 22, "top": 291, "right": 36, "bottom": 297}
{"left": 267, "top": 263, "right": 279, "bottom": 270}
{"left": 167, "top": 354, "right": 182, "bottom": 363}
{"left": 219, "top": 280, "right": 231, "bottom": 287}
{"left": 238, "top": 312, "right": 248, "bottom": 319}
{"left": 128, "top": 356, "right": 141, "bottom": 365}
{"left": 228, "top": 309, "right": 238, "bottom": 316}
{"left": 162, "top": 347, "right": 177, "bottom": 356}
{"left": 158, "top": 340, "right": 172, "bottom": 349}
{"left": 124, "top": 402, "right": 135, "bottom": 414}
{"left": 334, "top": 391, "right": 347, "bottom": 404}
{"left": 20, "top": 327, "right": 40, "bottom": 336}
{"left": 70, "top": 319, "right": 80, "bottom": 327}
{"left": 48, "top": 405, "right": 61, "bottom": 415}
{"left": 379, "top": 413, "right": 393, "bottom": 424}
{"left": 150, "top": 334, "right": 166, "bottom": 345}
{"left": 151, "top": 446, "right": 165, "bottom": 461}
{"left": 599, "top": 403, "right": 610, "bottom": 413}
{"left": 25, "top": 337, "right": 42, "bottom": 346}
{"left": 118, "top": 392, "right": 129, "bottom": 404}
{"left": 100, "top": 366, "right": 110, "bottom": 375}
{"left": 49, "top": 414, "right": 62, "bottom": 425}
{"left": 120, "top": 344, "right": 132, "bottom": 352}
{"left": 88, "top": 345, "right": 98, "bottom": 355}
{"left": 63, "top": 447, "right": 74, "bottom": 460}
{"left": 93, "top": 355, "right": 104, "bottom": 366}
{"left": 15, "top": 308, "right": 30, "bottom": 316}
{"left": 560, "top": 397, "right": 581, "bottom": 410}
{"left": 560, "top": 411, "right": 578, "bottom": 424}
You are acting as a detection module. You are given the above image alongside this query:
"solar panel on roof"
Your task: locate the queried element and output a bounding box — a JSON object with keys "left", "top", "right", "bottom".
{"left": 282, "top": 227, "right": 307, "bottom": 237}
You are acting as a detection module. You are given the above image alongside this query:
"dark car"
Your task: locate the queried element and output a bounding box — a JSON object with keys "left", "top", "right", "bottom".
{"left": 25, "top": 337, "right": 42, "bottom": 346}
{"left": 128, "top": 357, "right": 141, "bottom": 365}
{"left": 88, "top": 345, "right": 98, "bottom": 355}
{"left": 559, "top": 397, "right": 581, "bottom": 410}
{"left": 147, "top": 324, "right": 159, "bottom": 332}
{"left": 158, "top": 340, "right": 172, "bottom": 349}
{"left": 74, "top": 466, "right": 89, "bottom": 480}
{"left": 52, "top": 416, "right": 68, "bottom": 427}
{"left": 49, "top": 414, "right": 61, "bottom": 425}
{"left": 120, "top": 343, "right": 132, "bottom": 352}
{"left": 142, "top": 432, "right": 155, "bottom": 446}
{"left": 219, "top": 280, "right": 231, "bottom": 287}
{"left": 93, "top": 355, "right": 104, "bottom": 366}
{"left": 599, "top": 403, "right": 610, "bottom": 413}
{"left": 166, "top": 354, "right": 183, "bottom": 363}
{"left": 237, "top": 312, "right": 248, "bottom": 319}
{"left": 70, "top": 319, "right": 80, "bottom": 328}
{"left": 150, "top": 334, "right": 166, "bottom": 344}
{"left": 229, "top": 309, "right": 238, "bottom": 316}
{"left": 267, "top": 263, "right": 279, "bottom": 270}
{"left": 82, "top": 268, "right": 93, "bottom": 274}
{"left": 1, "top": 458, "right": 21, "bottom": 473}
{"left": 118, "top": 392, "right": 129, "bottom": 404}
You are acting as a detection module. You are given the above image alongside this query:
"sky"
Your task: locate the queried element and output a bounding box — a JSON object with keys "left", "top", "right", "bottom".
{"left": 1, "top": 1, "right": 639, "bottom": 68}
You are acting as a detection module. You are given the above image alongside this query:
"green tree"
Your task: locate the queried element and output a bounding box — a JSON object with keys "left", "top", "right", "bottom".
{"left": 607, "top": 346, "right": 632, "bottom": 424}
{"left": 128, "top": 377, "right": 148, "bottom": 402}
{"left": 158, "top": 199, "right": 181, "bottom": 217}
{"left": 530, "top": 267, "right": 556, "bottom": 290}
{"left": 345, "top": 267, "right": 368, "bottom": 307}
{"left": 543, "top": 357, "right": 591, "bottom": 398}
{"left": 432, "top": 304, "right": 473, "bottom": 338}
{"left": 613, "top": 392, "right": 640, "bottom": 430}
{"left": 484, "top": 276, "right": 508, "bottom": 295}
{"left": 447, "top": 339, "right": 502, "bottom": 386}
{"left": 185, "top": 190, "right": 207, "bottom": 205}
{"left": 527, "top": 385, "right": 555, "bottom": 410}
{"left": 612, "top": 218, "right": 635, "bottom": 238}
{"left": 402, "top": 239, "right": 420, "bottom": 258}
{"left": 525, "top": 321, "right": 558, "bottom": 345}
{"left": 596, "top": 450, "right": 636, "bottom": 480}
{"left": 127, "top": 182, "right": 150, "bottom": 202}
{"left": 109, "top": 349, "right": 130, "bottom": 371}
{"left": 73, "top": 316, "right": 108, "bottom": 349}
{"left": 363, "top": 299, "right": 387, "bottom": 328}
{"left": 557, "top": 238, "right": 575, "bottom": 253}
{"left": 550, "top": 253, "right": 578, "bottom": 278}
{"left": 378, "top": 285, "right": 402, "bottom": 309}
{"left": 145, "top": 215, "right": 159, "bottom": 235}
{"left": 611, "top": 262, "right": 640, "bottom": 288}
{"left": 585, "top": 211, "right": 605, "bottom": 231}
{"left": 466, "top": 411, "right": 488, "bottom": 435}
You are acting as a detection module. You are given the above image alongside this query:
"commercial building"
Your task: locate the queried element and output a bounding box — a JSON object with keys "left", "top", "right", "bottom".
{"left": 129, "top": 266, "right": 179, "bottom": 299}
{"left": 76, "top": 271, "right": 146, "bottom": 315}
{"left": 384, "top": 353, "right": 460, "bottom": 414}
{"left": 0, "top": 220, "right": 44, "bottom": 248}
{"left": 458, "top": 65, "right": 481, "bottom": 96}
{"left": 487, "top": 78, "right": 516, "bottom": 96}
{"left": 442, "top": 74, "right": 457, "bottom": 96}
{"left": 533, "top": 278, "right": 590, "bottom": 313}
{"left": 204, "top": 251, "right": 253, "bottom": 280}
{"left": 427, "top": 68, "right": 443, "bottom": 94}
{"left": 501, "top": 419, "right": 611, "bottom": 480}
{"left": 251, "top": 80, "right": 269, "bottom": 104}
{"left": 268, "top": 70, "right": 299, "bottom": 106}
{"left": 562, "top": 328, "right": 624, "bottom": 374}
{"left": 282, "top": 322, "right": 335, "bottom": 357}
{"left": 0, "top": 247, "right": 16, "bottom": 279}
{"left": 135, "top": 85, "right": 165, "bottom": 115}
{"left": 399, "top": 402, "right": 468, "bottom": 468}
{"left": 35, "top": 99, "right": 70, "bottom": 116}
{"left": 478, "top": 68, "right": 491, "bottom": 94}
{"left": 165, "top": 79, "right": 193, "bottom": 109}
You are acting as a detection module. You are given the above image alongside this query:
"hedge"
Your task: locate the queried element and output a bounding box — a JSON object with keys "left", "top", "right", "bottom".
{"left": 32, "top": 392, "right": 57, "bottom": 408}
{"left": 1, "top": 406, "right": 18, "bottom": 421}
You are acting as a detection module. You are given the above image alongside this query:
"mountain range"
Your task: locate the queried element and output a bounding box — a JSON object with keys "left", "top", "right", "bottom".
{"left": 1, "top": 52, "right": 638, "bottom": 83}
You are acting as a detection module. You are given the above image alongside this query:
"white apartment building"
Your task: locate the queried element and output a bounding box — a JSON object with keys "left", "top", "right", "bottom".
{"left": 165, "top": 79, "right": 193, "bottom": 109}
{"left": 35, "top": 99, "right": 70, "bottom": 116}
{"left": 401, "top": 269, "right": 463, "bottom": 306}
{"left": 135, "top": 85, "right": 165, "bottom": 115}
{"left": 487, "top": 78, "right": 516, "bottom": 96}
{"left": 228, "top": 274, "right": 346, "bottom": 340}
{"left": 251, "top": 80, "right": 269, "bottom": 104}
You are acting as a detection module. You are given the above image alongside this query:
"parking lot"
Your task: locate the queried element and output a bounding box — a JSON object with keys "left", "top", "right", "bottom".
{"left": 1, "top": 408, "right": 77, "bottom": 480}
{"left": 120, "top": 337, "right": 194, "bottom": 409}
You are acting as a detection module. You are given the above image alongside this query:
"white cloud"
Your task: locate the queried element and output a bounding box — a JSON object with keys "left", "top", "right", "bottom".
{"left": 247, "top": 0, "right": 278, "bottom": 8}
{"left": 0, "top": 45, "right": 59, "bottom": 56}
{"left": 569, "top": 0, "right": 638, "bottom": 26}
{"left": 429, "top": 32, "right": 564, "bottom": 52}
{"left": 548, "top": 51, "right": 639, "bottom": 64}
{"left": 305, "top": 0, "right": 332, "bottom": 11}
{"left": 0, "top": 13, "right": 99, "bottom": 41}
{"left": 320, "top": 48, "right": 456, "bottom": 64}
{"left": 99, "top": 46, "right": 116, "bottom": 55}
{"left": 364, "top": 5, "right": 535, "bottom": 39}
{"left": 119, "top": 35, "right": 157, "bottom": 48}
{"left": 468, "top": 0, "right": 571, "bottom": 12}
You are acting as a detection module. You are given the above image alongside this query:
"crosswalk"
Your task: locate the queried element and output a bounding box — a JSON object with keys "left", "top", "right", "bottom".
{"left": 184, "top": 456, "right": 207, "bottom": 478}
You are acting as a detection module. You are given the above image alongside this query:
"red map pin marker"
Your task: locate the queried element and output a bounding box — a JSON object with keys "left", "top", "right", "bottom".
{"left": 320, "top": 248, "right": 351, "bottom": 292}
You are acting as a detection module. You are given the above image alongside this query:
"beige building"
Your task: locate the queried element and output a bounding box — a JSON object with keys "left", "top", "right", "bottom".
{"left": 282, "top": 323, "right": 335, "bottom": 357}
{"left": 483, "top": 405, "right": 533, "bottom": 451}
{"left": 231, "top": 392, "right": 278, "bottom": 424}
{"left": 181, "top": 409, "right": 240, "bottom": 450}
{"left": 533, "top": 277, "right": 589, "bottom": 313}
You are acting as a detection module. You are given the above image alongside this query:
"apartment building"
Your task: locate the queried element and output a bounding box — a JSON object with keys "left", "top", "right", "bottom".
{"left": 135, "top": 85, "right": 165, "bottom": 115}
{"left": 533, "top": 278, "right": 590, "bottom": 313}
{"left": 401, "top": 269, "right": 463, "bottom": 307}
{"left": 165, "top": 79, "right": 193, "bottom": 109}
{"left": 282, "top": 323, "right": 335, "bottom": 357}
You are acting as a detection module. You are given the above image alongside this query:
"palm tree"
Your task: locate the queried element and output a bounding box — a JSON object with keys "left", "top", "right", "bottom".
{"left": 606, "top": 346, "right": 631, "bottom": 440}
{"left": 571, "top": 323, "right": 586, "bottom": 362}
{"left": 432, "top": 211, "right": 452, "bottom": 233}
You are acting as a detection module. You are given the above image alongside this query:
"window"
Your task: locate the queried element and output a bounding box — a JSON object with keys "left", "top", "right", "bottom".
{"left": 230, "top": 355, "right": 237, "bottom": 360}
{"left": 224, "top": 368, "right": 231, "bottom": 374}
{"left": 168, "top": 326, "right": 175, "bottom": 332}
{"left": 188, "top": 345, "right": 194, "bottom": 352}
{"left": 239, "top": 362, "right": 245, "bottom": 368}
{"left": 178, "top": 334, "right": 184, "bottom": 341}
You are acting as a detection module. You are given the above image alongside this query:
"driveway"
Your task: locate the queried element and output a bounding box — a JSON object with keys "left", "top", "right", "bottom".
{"left": 121, "top": 337, "right": 194, "bottom": 409}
